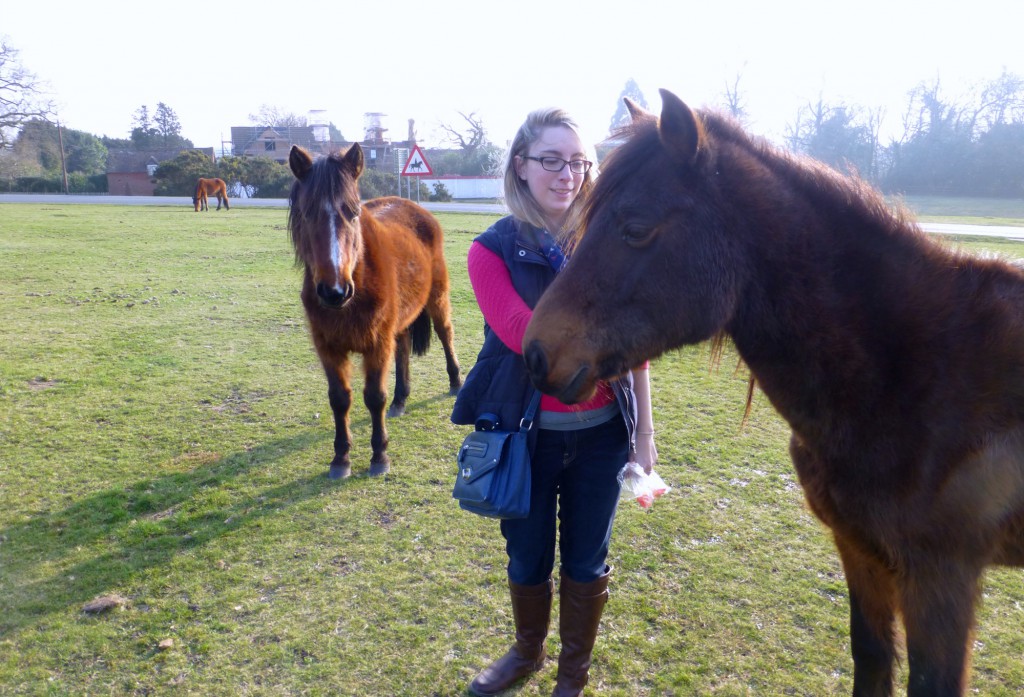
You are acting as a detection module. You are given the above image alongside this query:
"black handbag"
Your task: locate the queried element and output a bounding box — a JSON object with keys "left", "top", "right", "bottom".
{"left": 453, "top": 390, "right": 541, "bottom": 519}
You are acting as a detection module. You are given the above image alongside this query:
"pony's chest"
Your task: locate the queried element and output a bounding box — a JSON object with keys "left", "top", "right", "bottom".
{"left": 788, "top": 430, "right": 906, "bottom": 538}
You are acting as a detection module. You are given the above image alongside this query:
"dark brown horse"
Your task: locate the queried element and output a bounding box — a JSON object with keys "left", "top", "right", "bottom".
{"left": 193, "top": 177, "right": 230, "bottom": 212}
{"left": 523, "top": 89, "right": 1024, "bottom": 696}
{"left": 288, "top": 144, "right": 462, "bottom": 479}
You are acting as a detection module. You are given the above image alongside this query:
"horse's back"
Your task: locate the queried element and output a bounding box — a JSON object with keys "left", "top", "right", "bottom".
{"left": 363, "top": 197, "right": 443, "bottom": 248}
{"left": 359, "top": 197, "right": 450, "bottom": 313}
{"left": 197, "top": 177, "right": 227, "bottom": 192}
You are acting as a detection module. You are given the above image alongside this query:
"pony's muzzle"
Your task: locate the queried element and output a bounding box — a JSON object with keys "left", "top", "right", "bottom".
{"left": 316, "top": 280, "right": 354, "bottom": 308}
{"left": 525, "top": 339, "right": 593, "bottom": 404}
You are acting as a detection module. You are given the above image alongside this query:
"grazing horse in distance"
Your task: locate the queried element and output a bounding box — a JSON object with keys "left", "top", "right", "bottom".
{"left": 523, "top": 89, "right": 1024, "bottom": 696}
{"left": 288, "top": 144, "right": 462, "bottom": 479}
{"left": 193, "top": 177, "right": 230, "bottom": 212}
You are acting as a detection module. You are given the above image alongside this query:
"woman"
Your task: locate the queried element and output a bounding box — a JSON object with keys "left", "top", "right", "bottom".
{"left": 451, "top": 108, "right": 658, "bottom": 696}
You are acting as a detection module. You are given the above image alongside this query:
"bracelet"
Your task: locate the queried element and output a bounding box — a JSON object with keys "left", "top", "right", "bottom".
{"left": 637, "top": 430, "right": 655, "bottom": 436}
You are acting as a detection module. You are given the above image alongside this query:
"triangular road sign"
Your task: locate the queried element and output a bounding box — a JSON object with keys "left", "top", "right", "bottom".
{"left": 402, "top": 144, "right": 433, "bottom": 176}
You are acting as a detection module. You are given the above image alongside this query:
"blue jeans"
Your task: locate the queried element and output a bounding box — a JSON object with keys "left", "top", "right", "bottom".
{"left": 501, "top": 415, "right": 628, "bottom": 585}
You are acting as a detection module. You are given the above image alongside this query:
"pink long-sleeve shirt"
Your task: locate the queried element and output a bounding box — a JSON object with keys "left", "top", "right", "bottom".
{"left": 467, "top": 241, "right": 616, "bottom": 413}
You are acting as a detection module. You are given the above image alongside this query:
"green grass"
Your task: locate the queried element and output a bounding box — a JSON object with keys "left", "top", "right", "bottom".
{"left": 896, "top": 194, "right": 1024, "bottom": 226}
{"left": 2, "top": 203, "right": 1024, "bottom": 696}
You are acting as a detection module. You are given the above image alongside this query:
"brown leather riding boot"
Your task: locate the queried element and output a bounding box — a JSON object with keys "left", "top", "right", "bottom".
{"left": 552, "top": 568, "right": 611, "bottom": 697}
{"left": 469, "top": 577, "right": 554, "bottom": 696}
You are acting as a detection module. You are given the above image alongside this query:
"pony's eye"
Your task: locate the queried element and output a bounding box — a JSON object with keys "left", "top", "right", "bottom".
{"left": 622, "top": 225, "right": 655, "bottom": 247}
{"left": 340, "top": 203, "right": 359, "bottom": 221}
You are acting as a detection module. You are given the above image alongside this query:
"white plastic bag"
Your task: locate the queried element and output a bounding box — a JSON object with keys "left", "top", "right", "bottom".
{"left": 619, "top": 462, "right": 671, "bottom": 509}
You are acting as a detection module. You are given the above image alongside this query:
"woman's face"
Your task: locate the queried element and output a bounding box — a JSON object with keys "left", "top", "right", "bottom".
{"left": 514, "top": 125, "right": 587, "bottom": 231}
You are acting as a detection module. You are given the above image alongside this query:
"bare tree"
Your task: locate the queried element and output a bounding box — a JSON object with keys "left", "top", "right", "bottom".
{"left": 900, "top": 78, "right": 965, "bottom": 142}
{"left": 0, "top": 39, "right": 53, "bottom": 149}
{"left": 785, "top": 94, "right": 829, "bottom": 151}
{"left": 975, "top": 69, "right": 1024, "bottom": 130}
{"left": 248, "top": 104, "right": 307, "bottom": 128}
{"left": 439, "top": 111, "right": 487, "bottom": 154}
{"left": 433, "top": 112, "right": 502, "bottom": 176}
{"left": 785, "top": 95, "right": 876, "bottom": 178}
{"left": 722, "top": 70, "right": 748, "bottom": 123}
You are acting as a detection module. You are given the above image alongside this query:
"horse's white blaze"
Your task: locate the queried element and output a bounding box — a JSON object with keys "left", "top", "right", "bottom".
{"left": 325, "top": 201, "right": 341, "bottom": 274}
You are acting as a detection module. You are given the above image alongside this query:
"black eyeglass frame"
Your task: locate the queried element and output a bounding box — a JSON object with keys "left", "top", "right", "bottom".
{"left": 521, "top": 155, "right": 593, "bottom": 174}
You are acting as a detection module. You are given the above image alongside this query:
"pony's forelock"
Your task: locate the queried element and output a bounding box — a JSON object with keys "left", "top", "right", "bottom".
{"left": 570, "top": 118, "right": 661, "bottom": 253}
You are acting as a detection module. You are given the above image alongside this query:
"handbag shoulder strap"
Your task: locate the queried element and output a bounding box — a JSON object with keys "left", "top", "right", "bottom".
{"left": 520, "top": 389, "right": 542, "bottom": 432}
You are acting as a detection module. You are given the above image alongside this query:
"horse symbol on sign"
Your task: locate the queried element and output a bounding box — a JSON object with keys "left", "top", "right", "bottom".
{"left": 402, "top": 145, "right": 432, "bottom": 176}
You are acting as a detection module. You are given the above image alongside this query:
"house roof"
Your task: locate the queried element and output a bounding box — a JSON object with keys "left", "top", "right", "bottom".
{"left": 105, "top": 148, "right": 214, "bottom": 173}
{"left": 230, "top": 126, "right": 329, "bottom": 154}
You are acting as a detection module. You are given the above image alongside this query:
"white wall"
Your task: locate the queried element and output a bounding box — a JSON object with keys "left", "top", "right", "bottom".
{"left": 415, "top": 176, "right": 502, "bottom": 199}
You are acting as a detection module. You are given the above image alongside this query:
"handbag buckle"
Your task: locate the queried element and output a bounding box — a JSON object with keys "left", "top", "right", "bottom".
{"left": 461, "top": 466, "right": 472, "bottom": 479}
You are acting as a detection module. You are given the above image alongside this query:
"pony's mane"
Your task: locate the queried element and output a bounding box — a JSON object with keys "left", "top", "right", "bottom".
{"left": 580, "top": 108, "right": 919, "bottom": 252}
{"left": 700, "top": 110, "right": 918, "bottom": 237}
{"left": 287, "top": 147, "right": 363, "bottom": 263}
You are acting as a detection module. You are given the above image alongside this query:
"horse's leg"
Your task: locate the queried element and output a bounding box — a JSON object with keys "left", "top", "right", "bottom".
{"left": 835, "top": 537, "right": 898, "bottom": 697}
{"left": 388, "top": 331, "right": 412, "bottom": 418}
{"left": 362, "top": 347, "right": 392, "bottom": 476}
{"left": 900, "top": 557, "right": 980, "bottom": 697}
{"left": 323, "top": 357, "right": 353, "bottom": 480}
{"left": 427, "top": 292, "right": 462, "bottom": 394}
{"left": 216, "top": 193, "right": 222, "bottom": 211}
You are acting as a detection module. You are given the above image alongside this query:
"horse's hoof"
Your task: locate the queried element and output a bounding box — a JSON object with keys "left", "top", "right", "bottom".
{"left": 368, "top": 460, "right": 391, "bottom": 476}
{"left": 449, "top": 384, "right": 462, "bottom": 396}
{"left": 328, "top": 462, "right": 352, "bottom": 480}
{"left": 387, "top": 404, "right": 406, "bottom": 418}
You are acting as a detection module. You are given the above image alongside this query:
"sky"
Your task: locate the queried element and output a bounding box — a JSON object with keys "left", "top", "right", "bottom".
{"left": 3, "top": 0, "right": 1021, "bottom": 156}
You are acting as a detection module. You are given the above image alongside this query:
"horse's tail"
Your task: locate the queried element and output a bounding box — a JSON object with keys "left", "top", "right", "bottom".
{"left": 411, "top": 310, "right": 431, "bottom": 356}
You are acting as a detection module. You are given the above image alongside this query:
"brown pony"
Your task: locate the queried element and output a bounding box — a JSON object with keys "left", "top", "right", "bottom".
{"left": 523, "top": 89, "right": 1024, "bottom": 696}
{"left": 288, "top": 144, "right": 462, "bottom": 478}
{"left": 193, "top": 177, "right": 230, "bottom": 212}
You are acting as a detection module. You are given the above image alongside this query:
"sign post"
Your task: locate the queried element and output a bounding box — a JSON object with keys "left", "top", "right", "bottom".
{"left": 393, "top": 147, "right": 409, "bottom": 197}
{"left": 401, "top": 145, "right": 432, "bottom": 202}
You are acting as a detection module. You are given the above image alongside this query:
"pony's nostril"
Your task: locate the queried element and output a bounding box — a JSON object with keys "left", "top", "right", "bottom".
{"left": 316, "top": 282, "right": 347, "bottom": 307}
{"left": 524, "top": 340, "right": 548, "bottom": 384}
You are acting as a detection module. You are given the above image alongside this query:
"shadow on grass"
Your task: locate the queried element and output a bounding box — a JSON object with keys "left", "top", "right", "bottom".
{"left": 0, "top": 430, "right": 367, "bottom": 635}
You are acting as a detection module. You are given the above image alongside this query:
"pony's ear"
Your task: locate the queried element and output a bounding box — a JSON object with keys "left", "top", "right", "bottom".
{"left": 624, "top": 97, "right": 651, "bottom": 122}
{"left": 289, "top": 146, "right": 314, "bottom": 180}
{"left": 342, "top": 143, "right": 365, "bottom": 178}
{"left": 657, "top": 88, "right": 705, "bottom": 167}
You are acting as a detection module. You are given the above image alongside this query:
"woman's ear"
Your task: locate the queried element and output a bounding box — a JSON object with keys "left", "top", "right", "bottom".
{"left": 513, "top": 155, "right": 527, "bottom": 180}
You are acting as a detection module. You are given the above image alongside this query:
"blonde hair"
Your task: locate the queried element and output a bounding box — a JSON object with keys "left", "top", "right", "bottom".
{"left": 502, "top": 108, "right": 596, "bottom": 234}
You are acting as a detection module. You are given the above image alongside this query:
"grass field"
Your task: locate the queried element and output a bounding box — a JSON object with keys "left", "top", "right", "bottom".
{"left": 2, "top": 202, "right": 1024, "bottom": 696}
{"left": 898, "top": 194, "right": 1024, "bottom": 224}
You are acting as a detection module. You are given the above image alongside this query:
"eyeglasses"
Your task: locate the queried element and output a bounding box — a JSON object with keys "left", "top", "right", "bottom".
{"left": 522, "top": 155, "right": 593, "bottom": 174}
